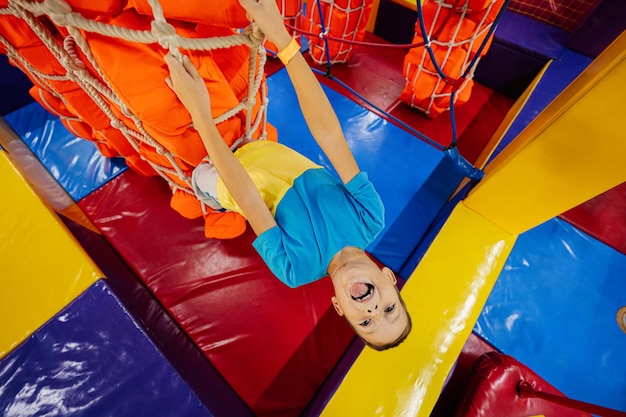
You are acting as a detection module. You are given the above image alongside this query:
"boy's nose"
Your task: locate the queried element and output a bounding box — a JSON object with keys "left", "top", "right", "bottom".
{"left": 367, "top": 305, "right": 378, "bottom": 313}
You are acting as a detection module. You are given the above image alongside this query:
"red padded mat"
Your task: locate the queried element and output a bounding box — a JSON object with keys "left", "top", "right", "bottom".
{"left": 79, "top": 170, "right": 355, "bottom": 417}
{"left": 455, "top": 352, "right": 593, "bottom": 417}
{"left": 561, "top": 182, "right": 626, "bottom": 255}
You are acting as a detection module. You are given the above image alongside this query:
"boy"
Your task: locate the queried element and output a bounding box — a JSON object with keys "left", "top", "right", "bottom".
{"left": 164, "top": 0, "right": 411, "bottom": 350}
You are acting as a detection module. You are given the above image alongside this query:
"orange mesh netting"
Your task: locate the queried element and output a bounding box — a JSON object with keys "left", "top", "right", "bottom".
{"left": 0, "top": 0, "right": 278, "bottom": 239}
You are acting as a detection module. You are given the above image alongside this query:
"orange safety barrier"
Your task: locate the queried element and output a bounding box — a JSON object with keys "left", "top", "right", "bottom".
{"left": 128, "top": 0, "right": 250, "bottom": 28}
{"left": 0, "top": 0, "right": 278, "bottom": 239}
{"left": 401, "top": 0, "right": 504, "bottom": 117}
{"left": 303, "top": 0, "right": 374, "bottom": 65}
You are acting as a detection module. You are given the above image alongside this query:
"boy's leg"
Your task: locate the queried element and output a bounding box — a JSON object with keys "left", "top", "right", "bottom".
{"left": 191, "top": 139, "right": 247, "bottom": 212}
{"left": 192, "top": 159, "right": 226, "bottom": 212}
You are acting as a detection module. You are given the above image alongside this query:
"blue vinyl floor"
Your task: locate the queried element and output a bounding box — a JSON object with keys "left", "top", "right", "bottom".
{"left": 475, "top": 218, "right": 626, "bottom": 411}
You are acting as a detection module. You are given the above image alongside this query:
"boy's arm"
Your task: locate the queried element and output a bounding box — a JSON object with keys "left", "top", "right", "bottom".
{"left": 165, "top": 53, "right": 277, "bottom": 236}
{"left": 239, "top": 0, "right": 360, "bottom": 185}
{"left": 282, "top": 45, "right": 361, "bottom": 185}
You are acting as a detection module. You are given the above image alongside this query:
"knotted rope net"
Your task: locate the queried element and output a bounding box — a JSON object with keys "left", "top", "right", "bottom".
{"left": 0, "top": 0, "right": 270, "bottom": 233}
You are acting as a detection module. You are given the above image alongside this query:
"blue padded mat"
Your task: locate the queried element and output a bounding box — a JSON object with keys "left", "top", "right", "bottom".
{"left": 0, "top": 280, "right": 215, "bottom": 417}
{"left": 268, "top": 68, "right": 464, "bottom": 272}
{"left": 474, "top": 217, "right": 626, "bottom": 412}
{"left": 3, "top": 102, "right": 127, "bottom": 201}
{"left": 495, "top": 11, "right": 570, "bottom": 60}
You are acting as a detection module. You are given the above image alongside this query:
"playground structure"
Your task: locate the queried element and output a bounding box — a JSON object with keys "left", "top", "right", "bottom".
{"left": 1, "top": 0, "right": 625, "bottom": 416}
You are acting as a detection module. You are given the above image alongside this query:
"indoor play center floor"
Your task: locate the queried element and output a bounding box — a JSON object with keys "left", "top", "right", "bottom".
{"left": 2, "top": 24, "right": 625, "bottom": 417}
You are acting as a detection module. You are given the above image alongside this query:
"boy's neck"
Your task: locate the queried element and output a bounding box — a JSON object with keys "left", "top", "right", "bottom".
{"left": 327, "top": 246, "right": 366, "bottom": 277}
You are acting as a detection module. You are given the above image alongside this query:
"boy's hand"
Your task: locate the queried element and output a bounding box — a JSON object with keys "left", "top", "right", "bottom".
{"left": 238, "top": 0, "right": 292, "bottom": 50}
{"left": 164, "top": 53, "right": 212, "bottom": 121}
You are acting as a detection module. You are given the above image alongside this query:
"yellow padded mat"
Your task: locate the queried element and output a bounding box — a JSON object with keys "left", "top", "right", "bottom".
{"left": 0, "top": 150, "right": 101, "bottom": 359}
{"left": 322, "top": 202, "right": 516, "bottom": 416}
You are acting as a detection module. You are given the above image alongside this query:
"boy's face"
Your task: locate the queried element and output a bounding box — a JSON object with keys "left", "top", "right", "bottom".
{"left": 330, "top": 259, "right": 409, "bottom": 347}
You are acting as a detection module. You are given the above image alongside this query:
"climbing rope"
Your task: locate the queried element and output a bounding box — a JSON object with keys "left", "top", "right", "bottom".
{"left": 1, "top": 0, "right": 270, "bottom": 219}
{"left": 3, "top": 0, "right": 500, "bottom": 197}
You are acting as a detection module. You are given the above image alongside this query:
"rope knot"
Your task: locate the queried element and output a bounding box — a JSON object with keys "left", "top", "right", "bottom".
{"left": 242, "top": 97, "right": 256, "bottom": 108}
{"left": 43, "top": 0, "right": 73, "bottom": 26}
{"left": 245, "top": 23, "right": 264, "bottom": 44}
{"left": 60, "top": 58, "right": 85, "bottom": 83}
{"left": 62, "top": 37, "right": 86, "bottom": 72}
{"left": 121, "top": 106, "right": 133, "bottom": 118}
{"left": 151, "top": 20, "right": 178, "bottom": 49}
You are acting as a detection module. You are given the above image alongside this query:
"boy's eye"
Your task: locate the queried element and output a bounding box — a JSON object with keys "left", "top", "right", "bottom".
{"left": 384, "top": 304, "right": 395, "bottom": 313}
{"left": 359, "top": 319, "right": 371, "bottom": 326}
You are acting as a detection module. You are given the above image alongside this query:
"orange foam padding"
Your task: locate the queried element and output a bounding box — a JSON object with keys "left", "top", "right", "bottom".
{"left": 77, "top": 170, "right": 355, "bottom": 417}
{"left": 400, "top": 0, "right": 505, "bottom": 117}
{"left": 128, "top": 0, "right": 249, "bottom": 27}
{"left": 0, "top": 4, "right": 274, "bottom": 239}
{"left": 304, "top": 0, "right": 374, "bottom": 65}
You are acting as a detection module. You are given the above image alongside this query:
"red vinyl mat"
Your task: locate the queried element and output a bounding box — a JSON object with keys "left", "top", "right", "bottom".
{"left": 78, "top": 171, "right": 355, "bottom": 416}
{"left": 560, "top": 181, "right": 626, "bottom": 255}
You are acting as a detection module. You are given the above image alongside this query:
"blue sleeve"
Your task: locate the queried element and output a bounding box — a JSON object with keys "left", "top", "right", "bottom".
{"left": 345, "top": 172, "right": 385, "bottom": 234}
{"left": 252, "top": 226, "right": 304, "bottom": 288}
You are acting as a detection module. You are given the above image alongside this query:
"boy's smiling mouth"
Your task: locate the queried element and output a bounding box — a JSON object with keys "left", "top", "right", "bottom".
{"left": 350, "top": 283, "right": 375, "bottom": 302}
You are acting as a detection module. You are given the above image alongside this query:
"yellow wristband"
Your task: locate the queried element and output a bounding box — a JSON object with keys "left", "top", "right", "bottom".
{"left": 277, "top": 38, "right": 300, "bottom": 65}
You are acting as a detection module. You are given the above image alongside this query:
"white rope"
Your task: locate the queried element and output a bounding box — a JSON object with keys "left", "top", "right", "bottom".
{"left": 248, "top": 46, "right": 269, "bottom": 139}
{"left": 62, "top": 24, "right": 179, "bottom": 168}
{"left": 306, "top": 0, "right": 369, "bottom": 65}
{"left": 2, "top": 0, "right": 270, "bottom": 213}
{"left": 406, "top": 0, "right": 498, "bottom": 115}
{"left": 54, "top": 14, "right": 186, "bottom": 184}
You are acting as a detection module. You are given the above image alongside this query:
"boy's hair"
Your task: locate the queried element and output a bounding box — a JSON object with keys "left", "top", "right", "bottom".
{"left": 347, "top": 287, "right": 412, "bottom": 351}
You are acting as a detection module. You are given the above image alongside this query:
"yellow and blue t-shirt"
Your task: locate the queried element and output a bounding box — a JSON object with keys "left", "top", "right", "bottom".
{"left": 217, "top": 141, "right": 384, "bottom": 288}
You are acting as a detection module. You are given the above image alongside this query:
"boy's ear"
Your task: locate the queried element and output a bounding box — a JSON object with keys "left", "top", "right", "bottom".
{"left": 382, "top": 267, "right": 397, "bottom": 285}
{"left": 331, "top": 296, "right": 344, "bottom": 316}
